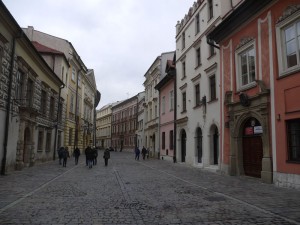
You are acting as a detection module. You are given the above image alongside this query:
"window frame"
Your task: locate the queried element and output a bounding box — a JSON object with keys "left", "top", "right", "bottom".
{"left": 286, "top": 119, "right": 300, "bottom": 162}
{"left": 276, "top": 14, "right": 300, "bottom": 77}
{"left": 208, "top": 0, "right": 214, "bottom": 21}
{"left": 195, "top": 13, "right": 200, "bottom": 34}
{"left": 195, "top": 83, "right": 201, "bottom": 106}
{"left": 196, "top": 47, "right": 201, "bottom": 67}
{"left": 209, "top": 75, "right": 216, "bottom": 101}
{"left": 182, "top": 91, "right": 187, "bottom": 112}
{"left": 169, "top": 90, "right": 174, "bottom": 111}
{"left": 235, "top": 40, "right": 257, "bottom": 91}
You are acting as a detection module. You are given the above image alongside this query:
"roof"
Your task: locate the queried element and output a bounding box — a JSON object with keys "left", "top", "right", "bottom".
{"left": 32, "top": 41, "right": 65, "bottom": 55}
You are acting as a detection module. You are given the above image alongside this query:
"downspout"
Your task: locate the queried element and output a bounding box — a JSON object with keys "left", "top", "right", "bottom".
{"left": 1, "top": 36, "right": 16, "bottom": 175}
{"left": 53, "top": 84, "right": 65, "bottom": 160}
{"left": 173, "top": 73, "right": 177, "bottom": 163}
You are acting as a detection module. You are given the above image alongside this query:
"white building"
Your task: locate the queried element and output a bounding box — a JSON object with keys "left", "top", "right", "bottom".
{"left": 96, "top": 103, "right": 114, "bottom": 149}
{"left": 175, "top": 0, "right": 227, "bottom": 171}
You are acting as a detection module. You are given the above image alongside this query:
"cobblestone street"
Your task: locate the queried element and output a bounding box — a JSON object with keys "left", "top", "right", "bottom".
{"left": 0, "top": 151, "right": 300, "bottom": 225}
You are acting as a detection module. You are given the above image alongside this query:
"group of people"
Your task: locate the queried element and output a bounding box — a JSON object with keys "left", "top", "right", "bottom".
{"left": 135, "top": 146, "right": 149, "bottom": 160}
{"left": 57, "top": 146, "right": 110, "bottom": 168}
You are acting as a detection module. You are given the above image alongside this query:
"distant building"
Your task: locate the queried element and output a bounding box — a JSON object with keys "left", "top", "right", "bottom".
{"left": 96, "top": 103, "right": 114, "bottom": 149}
{"left": 155, "top": 54, "right": 176, "bottom": 162}
{"left": 136, "top": 92, "right": 146, "bottom": 149}
{"left": 143, "top": 52, "right": 174, "bottom": 158}
{"left": 111, "top": 96, "right": 138, "bottom": 152}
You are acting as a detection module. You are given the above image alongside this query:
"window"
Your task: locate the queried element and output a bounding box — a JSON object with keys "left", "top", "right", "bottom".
{"left": 69, "top": 128, "right": 73, "bottom": 145}
{"left": 182, "top": 31, "right": 186, "bottom": 49}
{"left": 15, "top": 70, "right": 24, "bottom": 102}
{"left": 162, "top": 96, "right": 165, "bottom": 114}
{"left": 50, "top": 96, "right": 55, "bottom": 119}
{"left": 169, "top": 130, "right": 174, "bottom": 150}
{"left": 70, "top": 94, "right": 74, "bottom": 113}
{"left": 182, "top": 61, "right": 186, "bottom": 78}
{"left": 195, "top": 13, "right": 200, "bottom": 34}
{"left": 41, "top": 90, "right": 47, "bottom": 114}
{"left": 287, "top": 119, "right": 300, "bottom": 162}
{"left": 162, "top": 132, "right": 165, "bottom": 149}
{"left": 209, "top": 75, "right": 216, "bottom": 101}
{"left": 26, "top": 79, "right": 34, "bottom": 107}
{"left": 38, "top": 131, "right": 43, "bottom": 151}
{"left": 169, "top": 90, "right": 174, "bottom": 111}
{"left": 78, "top": 73, "right": 81, "bottom": 86}
{"left": 58, "top": 102, "right": 63, "bottom": 123}
{"left": 277, "top": 18, "right": 300, "bottom": 76}
{"left": 195, "top": 84, "right": 201, "bottom": 106}
{"left": 237, "top": 45, "right": 256, "bottom": 88}
{"left": 209, "top": 44, "right": 215, "bottom": 57}
{"left": 208, "top": 0, "right": 213, "bottom": 20}
{"left": 196, "top": 47, "right": 201, "bottom": 67}
{"left": 182, "top": 92, "right": 186, "bottom": 112}
{"left": 46, "top": 132, "right": 51, "bottom": 152}
{"left": 72, "top": 68, "right": 76, "bottom": 81}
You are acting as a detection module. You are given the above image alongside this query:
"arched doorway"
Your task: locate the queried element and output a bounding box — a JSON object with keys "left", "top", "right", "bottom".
{"left": 196, "top": 127, "right": 202, "bottom": 163}
{"left": 181, "top": 129, "right": 186, "bottom": 162}
{"left": 23, "top": 127, "right": 31, "bottom": 165}
{"left": 242, "top": 117, "right": 263, "bottom": 178}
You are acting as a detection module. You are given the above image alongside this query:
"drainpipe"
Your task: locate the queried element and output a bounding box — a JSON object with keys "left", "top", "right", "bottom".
{"left": 53, "top": 84, "right": 65, "bottom": 160}
{"left": 1, "top": 37, "right": 16, "bottom": 175}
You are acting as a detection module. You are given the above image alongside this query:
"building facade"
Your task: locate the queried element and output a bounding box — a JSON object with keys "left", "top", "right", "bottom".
{"left": 175, "top": 0, "right": 226, "bottom": 170}
{"left": 155, "top": 57, "right": 176, "bottom": 162}
{"left": 111, "top": 96, "right": 138, "bottom": 152}
{"left": 22, "top": 26, "right": 98, "bottom": 154}
{"left": 209, "top": 0, "right": 300, "bottom": 187}
{"left": 0, "top": 2, "right": 64, "bottom": 173}
{"left": 143, "top": 52, "right": 174, "bottom": 158}
{"left": 136, "top": 92, "right": 146, "bottom": 150}
{"left": 96, "top": 103, "right": 114, "bottom": 149}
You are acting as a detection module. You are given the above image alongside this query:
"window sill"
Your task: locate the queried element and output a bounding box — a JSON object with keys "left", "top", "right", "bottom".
{"left": 181, "top": 110, "right": 187, "bottom": 114}
{"left": 278, "top": 66, "right": 300, "bottom": 80}
{"left": 286, "top": 160, "right": 300, "bottom": 164}
{"left": 237, "top": 82, "right": 257, "bottom": 93}
{"left": 207, "top": 53, "right": 216, "bottom": 60}
{"left": 193, "top": 104, "right": 202, "bottom": 109}
{"left": 207, "top": 98, "right": 218, "bottom": 104}
{"left": 181, "top": 76, "right": 187, "bottom": 81}
{"left": 195, "top": 64, "right": 202, "bottom": 70}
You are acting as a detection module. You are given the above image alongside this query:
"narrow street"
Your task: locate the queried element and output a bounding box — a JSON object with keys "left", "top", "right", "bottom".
{"left": 0, "top": 151, "right": 300, "bottom": 225}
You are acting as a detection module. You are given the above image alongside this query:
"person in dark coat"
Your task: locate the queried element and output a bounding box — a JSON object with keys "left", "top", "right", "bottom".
{"left": 86, "top": 146, "right": 93, "bottom": 169}
{"left": 57, "top": 147, "right": 64, "bottom": 165}
{"left": 103, "top": 148, "right": 110, "bottom": 166}
{"left": 74, "top": 147, "right": 80, "bottom": 165}
{"left": 141, "top": 146, "right": 147, "bottom": 160}
{"left": 62, "top": 147, "right": 70, "bottom": 167}
{"left": 85, "top": 146, "right": 88, "bottom": 166}
{"left": 93, "top": 147, "right": 98, "bottom": 165}
{"left": 135, "top": 147, "right": 140, "bottom": 160}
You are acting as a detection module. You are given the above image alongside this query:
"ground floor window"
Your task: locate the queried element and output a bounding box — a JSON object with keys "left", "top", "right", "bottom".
{"left": 287, "top": 119, "right": 300, "bottom": 162}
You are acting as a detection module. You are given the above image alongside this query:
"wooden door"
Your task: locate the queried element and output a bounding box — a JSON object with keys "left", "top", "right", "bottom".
{"left": 242, "top": 136, "right": 263, "bottom": 178}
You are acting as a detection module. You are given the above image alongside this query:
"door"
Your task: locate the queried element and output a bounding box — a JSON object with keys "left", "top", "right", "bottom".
{"left": 243, "top": 136, "right": 263, "bottom": 177}
{"left": 197, "top": 128, "right": 202, "bottom": 163}
{"left": 181, "top": 130, "right": 186, "bottom": 162}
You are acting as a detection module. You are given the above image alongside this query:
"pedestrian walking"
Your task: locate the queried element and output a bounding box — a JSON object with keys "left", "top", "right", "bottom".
{"left": 86, "top": 146, "right": 93, "bottom": 169}
{"left": 135, "top": 147, "right": 140, "bottom": 160}
{"left": 93, "top": 147, "right": 98, "bottom": 165}
{"left": 62, "top": 147, "right": 70, "bottom": 167}
{"left": 57, "top": 146, "right": 64, "bottom": 165}
{"left": 103, "top": 148, "right": 110, "bottom": 166}
{"left": 141, "top": 146, "right": 147, "bottom": 160}
{"left": 85, "top": 146, "right": 88, "bottom": 166}
{"left": 74, "top": 147, "right": 80, "bottom": 165}
{"left": 147, "top": 147, "right": 150, "bottom": 159}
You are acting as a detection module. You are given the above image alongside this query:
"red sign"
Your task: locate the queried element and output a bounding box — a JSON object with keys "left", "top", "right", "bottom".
{"left": 245, "top": 127, "right": 253, "bottom": 135}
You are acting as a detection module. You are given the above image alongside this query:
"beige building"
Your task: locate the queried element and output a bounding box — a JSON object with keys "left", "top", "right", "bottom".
{"left": 22, "top": 26, "right": 98, "bottom": 154}
{"left": 0, "top": 2, "right": 64, "bottom": 173}
{"left": 96, "top": 103, "right": 114, "bottom": 149}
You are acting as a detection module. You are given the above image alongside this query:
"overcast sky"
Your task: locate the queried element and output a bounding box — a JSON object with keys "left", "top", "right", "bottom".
{"left": 2, "top": 0, "right": 195, "bottom": 109}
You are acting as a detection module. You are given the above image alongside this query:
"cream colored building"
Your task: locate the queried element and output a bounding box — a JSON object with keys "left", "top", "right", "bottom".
{"left": 96, "top": 103, "right": 114, "bottom": 149}
{"left": 0, "top": 2, "right": 64, "bottom": 173}
{"left": 22, "top": 26, "right": 98, "bottom": 154}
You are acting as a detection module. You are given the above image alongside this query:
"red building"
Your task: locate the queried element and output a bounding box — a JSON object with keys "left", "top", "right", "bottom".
{"left": 208, "top": 0, "right": 300, "bottom": 187}
{"left": 111, "top": 96, "right": 138, "bottom": 152}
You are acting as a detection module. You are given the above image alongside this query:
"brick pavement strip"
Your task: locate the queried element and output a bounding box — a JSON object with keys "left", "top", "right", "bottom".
{"left": 0, "top": 151, "right": 300, "bottom": 225}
